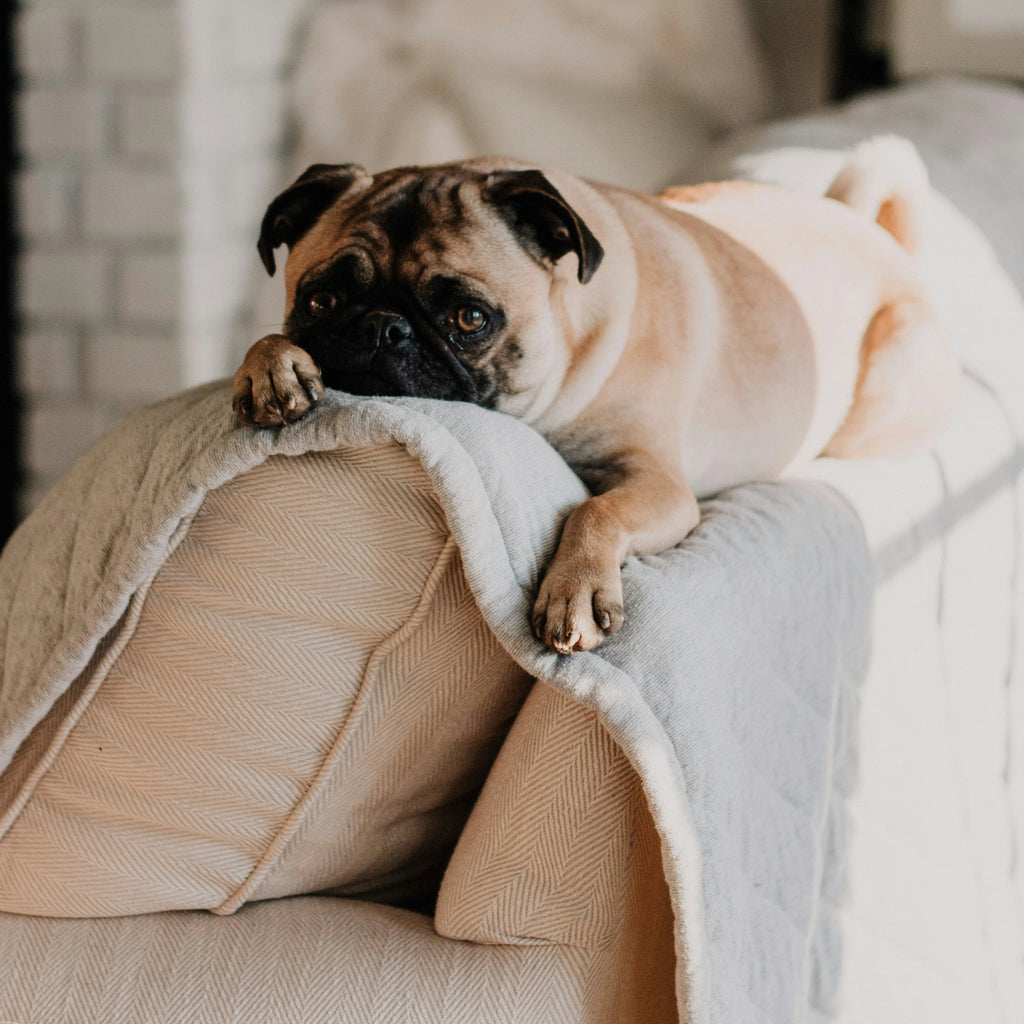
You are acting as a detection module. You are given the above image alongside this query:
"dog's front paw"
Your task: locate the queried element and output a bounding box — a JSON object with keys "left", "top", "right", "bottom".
{"left": 232, "top": 334, "right": 323, "bottom": 426}
{"left": 532, "top": 559, "right": 625, "bottom": 654}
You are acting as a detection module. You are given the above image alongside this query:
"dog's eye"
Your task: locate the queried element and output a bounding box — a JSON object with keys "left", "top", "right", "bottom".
{"left": 307, "top": 292, "right": 337, "bottom": 317}
{"left": 453, "top": 306, "right": 488, "bottom": 334}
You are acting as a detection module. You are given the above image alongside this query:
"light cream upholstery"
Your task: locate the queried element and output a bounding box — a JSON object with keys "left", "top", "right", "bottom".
{"left": 437, "top": 683, "right": 678, "bottom": 1023}
{"left": 0, "top": 434, "right": 681, "bottom": 1022}
{"left": 0, "top": 687, "right": 678, "bottom": 1024}
{"left": 6, "top": 78, "right": 1024, "bottom": 1024}
{"left": 0, "top": 445, "right": 532, "bottom": 917}
{"left": 0, "top": 897, "right": 609, "bottom": 1024}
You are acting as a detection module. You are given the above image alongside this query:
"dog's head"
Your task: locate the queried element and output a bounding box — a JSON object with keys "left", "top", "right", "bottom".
{"left": 257, "top": 159, "right": 604, "bottom": 413}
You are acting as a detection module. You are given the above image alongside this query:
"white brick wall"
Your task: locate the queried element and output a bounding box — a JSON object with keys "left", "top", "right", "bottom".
{"left": 16, "top": 8, "right": 77, "bottom": 81}
{"left": 19, "top": 327, "right": 81, "bottom": 398}
{"left": 20, "top": 247, "right": 112, "bottom": 320}
{"left": 86, "top": 329, "right": 181, "bottom": 401}
{"left": 24, "top": 400, "right": 117, "bottom": 481}
{"left": 179, "top": 0, "right": 309, "bottom": 384}
{"left": 117, "top": 248, "right": 179, "bottom": 323}
{"left": 223, "top": 0, "right": 302, "bottom": 75}
{"left": 117, "top": 90, "right": 179, "bottom": 157}
{"left": 14, "top": 0, "right": 183, "bottom": 513}
{"left": 16, "top": 167, "right": 76, "bottom": 240}
{"left": 82, "top": 168, "right": 179, "bottom": 240}
{"left": 83, "top": 6, "right": 180, "bottom": 82}
{"left": 18, "top": 87, "right": 110, "bottom": 157}
{"left": 16, "top": 0, "right": 311, "bottom": 515}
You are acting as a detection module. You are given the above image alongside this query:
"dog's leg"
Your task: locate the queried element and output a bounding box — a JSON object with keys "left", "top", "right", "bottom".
{"left": 533, "top": 453, "right": 699, "bottom": 654}
{"left": 824, "top": 300, "right": 961, "bottom": 459}
{"left": 233, "top": 334, "right": 324, "bottom": 426}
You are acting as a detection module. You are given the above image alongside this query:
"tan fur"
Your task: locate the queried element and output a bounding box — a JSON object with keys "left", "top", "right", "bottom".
{"left": 658, "top": 180, "right": 759, "bottom": 205}
{"left": 233, "top": 334, "right": 322, "bottom": 425}
{"left": 235, "top": 142, "right": 961, "bottom": 653}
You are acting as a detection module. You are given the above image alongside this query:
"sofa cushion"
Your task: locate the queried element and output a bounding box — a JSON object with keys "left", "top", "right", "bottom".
{"left": 0, "top": 896, "right": 611, "bottom": 1024}
{"left": 0, "top": 443, "right": 532, "bottom": 917}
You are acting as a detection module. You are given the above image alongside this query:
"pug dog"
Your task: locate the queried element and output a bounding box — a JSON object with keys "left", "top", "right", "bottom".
{"left": 233, "top": 138, "right": 960, "bottom": 654}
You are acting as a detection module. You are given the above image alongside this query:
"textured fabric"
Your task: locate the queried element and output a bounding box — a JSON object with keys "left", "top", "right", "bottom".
{"left": 0, "top": 445, "right": 531, "bottom": 917}
{"left": 691, "top": 76, "right": 1024, "bottom": 1022}
{"left": 437, "top": 682, "right": 679, "bottom": 1023}
{"left": 0, "top": 897, "right": 605, "bottom": 1024}
{"left": 0, "top": 375, "right": 873, "bottom": 1024}
{"left": 8, "top": 75, "right": 1024, "bottom": 1023}
{"left": 438, "top": 684, "right": 643, "bottom": 949}
{"left": 11, "top": 74, "right": 1020, "bottom": 1024}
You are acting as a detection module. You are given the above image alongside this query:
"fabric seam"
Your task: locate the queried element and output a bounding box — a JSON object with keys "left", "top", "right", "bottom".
{"left": 0, "top": 576, "right": 156, "bottom": 839}
{"left": 214, "top": 533, "right": 460, "bottom": 915}
{"left": 0, "top": 512, "right": 198, "bottom": 841}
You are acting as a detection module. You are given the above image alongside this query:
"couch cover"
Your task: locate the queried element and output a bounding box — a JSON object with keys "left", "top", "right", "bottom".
{"left": 2, "top": 77, "right": 1024, "bottom": 1024}
{"left": 0, "top": 376, "right": 872, "bottom": 1024}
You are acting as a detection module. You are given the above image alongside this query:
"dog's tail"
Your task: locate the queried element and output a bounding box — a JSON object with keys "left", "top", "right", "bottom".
{"left": 825, "top": 135, "right": 930, "bottom": 253}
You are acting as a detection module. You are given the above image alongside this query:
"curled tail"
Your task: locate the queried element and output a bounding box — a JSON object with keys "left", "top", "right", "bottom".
{"left": 826, "top": 135, "right": 930, "bottom": 253}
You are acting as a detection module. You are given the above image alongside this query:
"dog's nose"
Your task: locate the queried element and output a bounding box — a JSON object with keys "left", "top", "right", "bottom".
{"left": 358, "top": 311, "right": 413, "bottom": 349}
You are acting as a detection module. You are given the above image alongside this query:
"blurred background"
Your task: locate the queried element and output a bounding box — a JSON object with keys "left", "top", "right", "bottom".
{"left": 2, "top": 0, "right": 1023, "bottom": 540}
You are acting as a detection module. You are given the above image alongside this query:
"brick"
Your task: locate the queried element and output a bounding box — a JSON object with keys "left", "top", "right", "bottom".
{"left": 16, "top": 7, "right": 77, "bottom": 81}
{"left": 16, "top": 167, "right": 76, "bottom": 241}
{"left": 117, "top": 249, "right": 180, "bottom": 323}
{"left": 86, "top": 330, "right": 181, "bottom": 400}
{"left": 25, "top": 399, "right": 114, "bottom": 480}
{"left": 82, "top": 168, "right": 178, "bottom": 240}
{"left": 84, "top": 6, "right": 180, "bottom": 82}
{"left": 20, "top": 247, "right": 112, "bottom": 320}
{"left": 117, "top": 89, "right": 179, "bottom": 157}
{"left": 19, "top": 326, "right": 81, "bottom": 397}
{"left": 18, "top": 87, "right": 109, "bottom": 158}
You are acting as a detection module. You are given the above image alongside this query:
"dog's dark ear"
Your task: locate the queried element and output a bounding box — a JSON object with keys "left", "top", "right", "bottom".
{"left": 485, "top": 170, "right": 604, "bottom": 284}
{"left": 257, "top": 163, "right": 366, "bottom": 276}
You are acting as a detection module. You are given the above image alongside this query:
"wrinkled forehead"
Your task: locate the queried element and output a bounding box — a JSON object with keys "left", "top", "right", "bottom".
{"left": 285, "top": 168, "right": 527, "bottom": 300}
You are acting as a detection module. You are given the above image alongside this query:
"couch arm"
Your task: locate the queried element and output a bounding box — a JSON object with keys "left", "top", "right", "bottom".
{"left": 435, "top": 680, "right": 678, "bottom": 1023}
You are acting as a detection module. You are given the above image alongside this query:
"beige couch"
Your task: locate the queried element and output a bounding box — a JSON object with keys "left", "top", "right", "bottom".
{"left": 0, "top": 419, "right": 681, "bottom": 1023}
{"left": 2, "top": 80, "right": 1024, "bottom": 1024}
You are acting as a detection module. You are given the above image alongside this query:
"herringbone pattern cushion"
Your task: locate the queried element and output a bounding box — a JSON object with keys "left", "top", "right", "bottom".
{"left": 0, "top": 444, "right": 532, "bottom": 917}
{"left": 0, "top": 897, "right": 606, "bottom": 1024}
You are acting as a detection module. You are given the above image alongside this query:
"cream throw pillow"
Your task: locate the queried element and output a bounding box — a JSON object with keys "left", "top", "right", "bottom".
{"left": 0, "top": 444, "right": 532, "bottom": 917}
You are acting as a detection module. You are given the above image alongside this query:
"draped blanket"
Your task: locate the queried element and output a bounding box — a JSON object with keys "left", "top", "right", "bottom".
{"left": 0, "top": 382, "right": 872, "bottom": 1024}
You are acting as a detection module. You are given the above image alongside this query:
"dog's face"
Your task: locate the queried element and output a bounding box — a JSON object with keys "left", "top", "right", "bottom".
{"left": 258, "top": 161, "right": 604, "bottom": 415}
